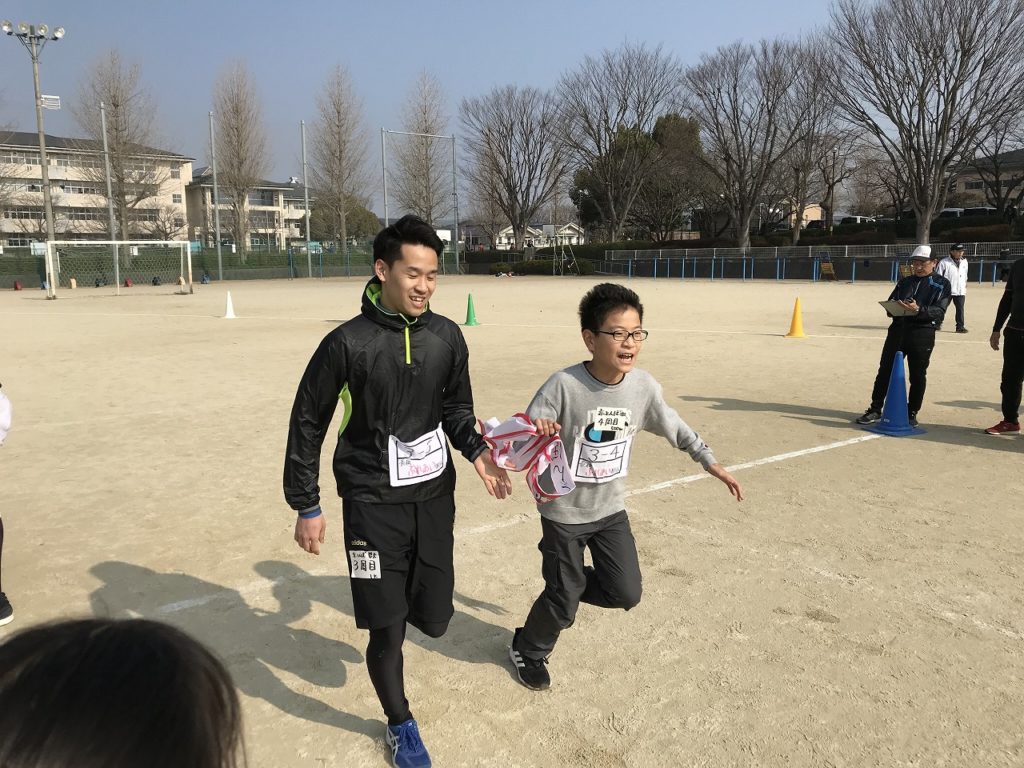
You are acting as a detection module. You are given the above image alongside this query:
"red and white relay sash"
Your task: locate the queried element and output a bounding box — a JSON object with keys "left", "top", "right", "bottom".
{"left": 479, "top": 413, "right": 575, "bottom": 504}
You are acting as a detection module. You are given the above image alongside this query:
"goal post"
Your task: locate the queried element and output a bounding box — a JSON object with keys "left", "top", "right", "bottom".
{"left": 44, "top": 241, "right": 193, "bottom": 299}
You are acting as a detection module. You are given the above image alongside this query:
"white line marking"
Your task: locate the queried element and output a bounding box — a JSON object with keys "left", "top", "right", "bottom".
{"left": 147, "top": 433, "right": 882, "bottom": 616}
{"left": 627, "top": 433, "right": 882, "bottom": 497}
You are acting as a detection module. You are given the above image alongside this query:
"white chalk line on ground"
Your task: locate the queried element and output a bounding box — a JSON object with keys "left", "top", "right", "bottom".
{"left": 1, "top": 311, "right": 988, "bottom": 343}
{"left": 150, "top": 432, "right": 880, "bottom": 616}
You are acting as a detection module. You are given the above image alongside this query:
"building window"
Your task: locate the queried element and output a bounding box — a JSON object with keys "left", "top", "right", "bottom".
{"left": 174, "top": 217, "right": 185, "bottom": 229}
{"left": 3, "top": 207, "right": 44, "bottom": 220}
{"left": 62, "top": 183, "right": 102, "bottom": 195}
{"left": 0, "top": 150, "right": 41, "bottom": 166}
{"left": 170, "top": 164, "right": 181, "bottom": 179}
{"left": 5, "top": 237, "right": 32, "bottom": 247}
{"left": 172, "top": 194, "right": 183, "bottom": 204}
{"left": 964, "top": 181, "right": 984, "bottom": 191}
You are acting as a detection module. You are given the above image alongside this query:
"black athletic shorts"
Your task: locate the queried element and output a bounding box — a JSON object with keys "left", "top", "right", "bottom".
{"left": 342, "top": 495, "right": 456, "bottom": 630}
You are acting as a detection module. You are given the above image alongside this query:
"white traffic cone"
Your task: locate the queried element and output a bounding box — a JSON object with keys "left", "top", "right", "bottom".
{"left": 224, "top": 291, "right": 236, "bottom": 319}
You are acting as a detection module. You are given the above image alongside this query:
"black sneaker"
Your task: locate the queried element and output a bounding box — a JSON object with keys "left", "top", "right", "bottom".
{"left": 509, "top": 628, "right": 550, "bottom": 691}
{"left": 956, "top": 328, "right": 969, "bottom": 334}
{"left": 855, "top": 409, "right": 881, "bottom": 425}
{"left": 908, "top": 411, "right": 918, "bottom": 427}
{"left": 0, "top": 593, "right": 13, "bottom": 627}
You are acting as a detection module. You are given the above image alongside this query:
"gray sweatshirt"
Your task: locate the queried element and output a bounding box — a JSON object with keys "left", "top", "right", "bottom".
{"left": 527, "top": 362, "right": 716, "bottom": 524}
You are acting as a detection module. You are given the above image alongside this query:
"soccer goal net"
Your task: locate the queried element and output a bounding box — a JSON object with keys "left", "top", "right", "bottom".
{"left": 44, "top": 241, "right": 193, "bottom": 299}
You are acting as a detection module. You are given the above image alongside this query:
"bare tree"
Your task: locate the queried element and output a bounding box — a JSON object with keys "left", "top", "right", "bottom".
{"left": 461, "top": 85, "right": 568, "bottom": 250}
{"left": 782, "top": 43, "right": 839, "bottom": 245}
{"left": 682, "top": 39, "right": 813, "bottom": 249}
{"left": 390, "top": 72, "right": 451, "bottom": 225}
{"left": 310, "top": 65, "right": 372, "bottom": 254}
{"left": 72, "top": 50, "right": 169, "bottom": 240}
{"left": 851, "top": 141, "right": 911, "bottom": 217}
{"left": 464, "top": 157, "right": 508, "bottom": 249}
{"left": 817, "top": 129, "right": 858, "bottom": 231}
{"left": 557, "top": 43, "right": 682, "bottom": 241}
{"left": 830, "top": 0, "right": 1024, "bottom": 243}
{"left": 212, "top": 62, "right": 269, "bottom": 255}
{"left": 146, "top": 204, "right": 186, "bottom": 241}
{"left": 964, "top": 112, "right": 1024, "bottom": 213}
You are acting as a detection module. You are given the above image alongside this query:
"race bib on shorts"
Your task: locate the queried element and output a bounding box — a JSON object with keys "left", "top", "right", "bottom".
{"left": 388, "top": 423, "right": 448, "bottom": 486}
{"left": 349, "top": 550, "right": 381, "bottom": 579}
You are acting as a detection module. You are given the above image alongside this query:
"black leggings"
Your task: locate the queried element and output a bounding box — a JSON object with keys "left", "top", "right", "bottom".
{"left": 0, "top": 516, "right": 4, "bottom": 592}
{"left": 366, "top": 618, "right": 448, "bottom": 726}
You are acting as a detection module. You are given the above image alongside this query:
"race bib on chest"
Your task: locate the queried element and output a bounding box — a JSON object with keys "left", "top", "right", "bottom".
{"left": 388, "top": 423, "right": 448, "bottom": 486}
{"left": 570, "top": 407, "right": 635, "bottom": 484}
{"left": 349, "top": 550, "right": 381, "bottom": 579}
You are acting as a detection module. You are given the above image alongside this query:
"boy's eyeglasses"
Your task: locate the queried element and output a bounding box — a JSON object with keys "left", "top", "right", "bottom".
{"left": 595, "top": 329, "right": 649, "bottom": 342}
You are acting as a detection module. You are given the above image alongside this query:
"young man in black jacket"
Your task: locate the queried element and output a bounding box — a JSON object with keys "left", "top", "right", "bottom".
{"left": 283, "top": 215, "right": 511, "bottom": 768}
{"left": 856, "top": 245, "right": 951, "bottom": 428}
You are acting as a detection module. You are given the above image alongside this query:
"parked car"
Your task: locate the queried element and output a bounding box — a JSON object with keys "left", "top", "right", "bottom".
{"left": 839, "top": 215, "right": 873, "bottom": 225}
{"left": 937, "top": 207, "right": 964, "bottom": 218}
{"left": 805, "top": 220, "right": 825, "bottom": 230}
{"left": 962, "top": 206, "right": 997, "bottom": 217}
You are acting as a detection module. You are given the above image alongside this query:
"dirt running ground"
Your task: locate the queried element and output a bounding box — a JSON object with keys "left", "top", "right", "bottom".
{"left": 1, "top": 274, "right": 1022, "bottom": 767}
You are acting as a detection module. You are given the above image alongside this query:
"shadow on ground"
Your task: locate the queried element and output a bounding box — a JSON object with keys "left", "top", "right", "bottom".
{"left": 681, "top": 394, "right": 1023, "bottom": 454}
{"left": 88, "top": 560, "right": 511, "bottom": 738}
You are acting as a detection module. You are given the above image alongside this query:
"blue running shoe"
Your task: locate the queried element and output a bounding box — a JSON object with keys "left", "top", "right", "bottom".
{"left": 385, "top": 719, "right": 431, "bottom": 768}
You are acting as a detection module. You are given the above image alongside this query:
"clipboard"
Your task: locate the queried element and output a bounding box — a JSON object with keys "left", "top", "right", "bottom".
{"left": 879, "top": 300, "right": 917, "bottom": 317}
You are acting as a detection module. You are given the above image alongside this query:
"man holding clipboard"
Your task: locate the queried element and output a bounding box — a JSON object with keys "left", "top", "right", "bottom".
{"left": 855, "top": 245, "right": 952, "bottom": 427}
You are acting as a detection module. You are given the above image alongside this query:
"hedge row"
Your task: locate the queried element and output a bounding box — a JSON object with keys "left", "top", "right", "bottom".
{"left": 489, "top": 258, "right": 596, "bottom": 276}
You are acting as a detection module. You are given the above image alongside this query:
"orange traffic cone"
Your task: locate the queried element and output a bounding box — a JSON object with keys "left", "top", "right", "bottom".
{"left": 785, "top": 298, "right": 805, "bottom": 338}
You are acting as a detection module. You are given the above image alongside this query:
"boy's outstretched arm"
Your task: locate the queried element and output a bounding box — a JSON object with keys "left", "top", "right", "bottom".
{"left": 707, "top": 463, "right": 744, "bottom": 501}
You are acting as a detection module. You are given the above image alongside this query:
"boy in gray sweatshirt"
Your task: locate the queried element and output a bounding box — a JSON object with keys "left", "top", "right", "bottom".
{"left": 508, "top": 283, "right": 743, "bottom": 690}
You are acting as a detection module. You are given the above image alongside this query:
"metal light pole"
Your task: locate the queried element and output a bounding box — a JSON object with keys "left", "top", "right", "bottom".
{"left": 209, "top": 111, "right": 223, "bottom": 280}
{"left": 301, "top": 120, "right": 312, "bottom": 278}
{"left": 100, "top": 102, "right": 120, "bottom": 292}
{"left": 2, "top": 20, "right": 66, "bottom": 245}
{"left": 380, "top": 129, "right": 458, "bottom": 269}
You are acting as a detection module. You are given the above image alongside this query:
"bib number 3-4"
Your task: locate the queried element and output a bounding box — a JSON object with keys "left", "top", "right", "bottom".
{"left": 388, "top": 423, "right": 448, "bottom": 487}
{"left": 570, "top": 435, "right": 633, "bottom": 483}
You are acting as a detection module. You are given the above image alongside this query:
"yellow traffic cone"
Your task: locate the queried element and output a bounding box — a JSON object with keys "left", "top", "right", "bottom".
{"left": 785, "top": 297, "right": 805, "bottom": 338}
{"left": 464, "top": 294, "right": 479, "bottom": 326}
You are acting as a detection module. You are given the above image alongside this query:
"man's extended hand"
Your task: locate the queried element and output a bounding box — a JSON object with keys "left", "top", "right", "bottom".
{"left": 707, "top": 463, "right": 744, "bottom": 502}
{"left": 294, "top": 513, "right": 326, "bottom": 555}
{"left": 474, "top": 451, "right": 513, "bottom": 499}
{"left": 991, "top": 331, "right": 1002, "bottom": 351}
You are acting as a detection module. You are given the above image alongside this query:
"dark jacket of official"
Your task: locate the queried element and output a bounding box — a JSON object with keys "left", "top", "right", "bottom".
{"left": 886, "top": 274, "right": 951, "bottom": 329}
{"left": 283, "top": 277, "right": 487, "bottom": 509}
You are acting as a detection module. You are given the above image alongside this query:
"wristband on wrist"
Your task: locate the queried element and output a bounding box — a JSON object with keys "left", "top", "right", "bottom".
{"left": 298, "top": 506, "right": 322, "bottom": 519}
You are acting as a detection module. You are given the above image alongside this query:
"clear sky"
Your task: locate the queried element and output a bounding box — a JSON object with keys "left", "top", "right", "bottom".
{"left": 2, "top": 0, "right": 833, "bottom": 209}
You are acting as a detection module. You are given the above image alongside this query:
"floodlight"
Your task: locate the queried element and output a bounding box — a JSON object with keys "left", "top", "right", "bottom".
{"left": 1, "top": 20, "right": 12, "bottom": 35}
{"left": 17, "top": 22, "right": 29, "bottom": 35}
{"left": 36, "top": 24, "right": 48, "bottom": 36}
{"left": 52, "top": 26, "right": 64, "bottom": 39}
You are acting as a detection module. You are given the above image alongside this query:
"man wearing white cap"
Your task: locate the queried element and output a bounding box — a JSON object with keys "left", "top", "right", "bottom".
{"left": 856, "top": 245, "right": 951, "bottom": 427}
{"left": 936, "top": 243, "right": 969, "bottom": 332}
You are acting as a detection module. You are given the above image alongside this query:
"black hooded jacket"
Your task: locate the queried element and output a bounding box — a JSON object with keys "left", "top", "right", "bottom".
{"left": 283, "top": 277, "right": 486, "bottom": 509}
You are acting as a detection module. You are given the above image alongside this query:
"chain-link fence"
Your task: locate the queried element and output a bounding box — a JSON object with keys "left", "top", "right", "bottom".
{"left": 600, "top": 242, "right": 1024, "bottom": 284}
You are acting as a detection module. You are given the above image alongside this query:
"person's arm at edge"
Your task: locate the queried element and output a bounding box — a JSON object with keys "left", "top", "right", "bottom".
{"left": 991, "top": 262, "right": 1016, "bottom": 350}
{"left": 285, "top": 334, "right": 346, "bottom": 554}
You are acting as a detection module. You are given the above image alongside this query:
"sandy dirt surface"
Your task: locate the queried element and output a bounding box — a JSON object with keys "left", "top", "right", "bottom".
{"left": 1, "top": 274, "right": 1022, "bottom": 767}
